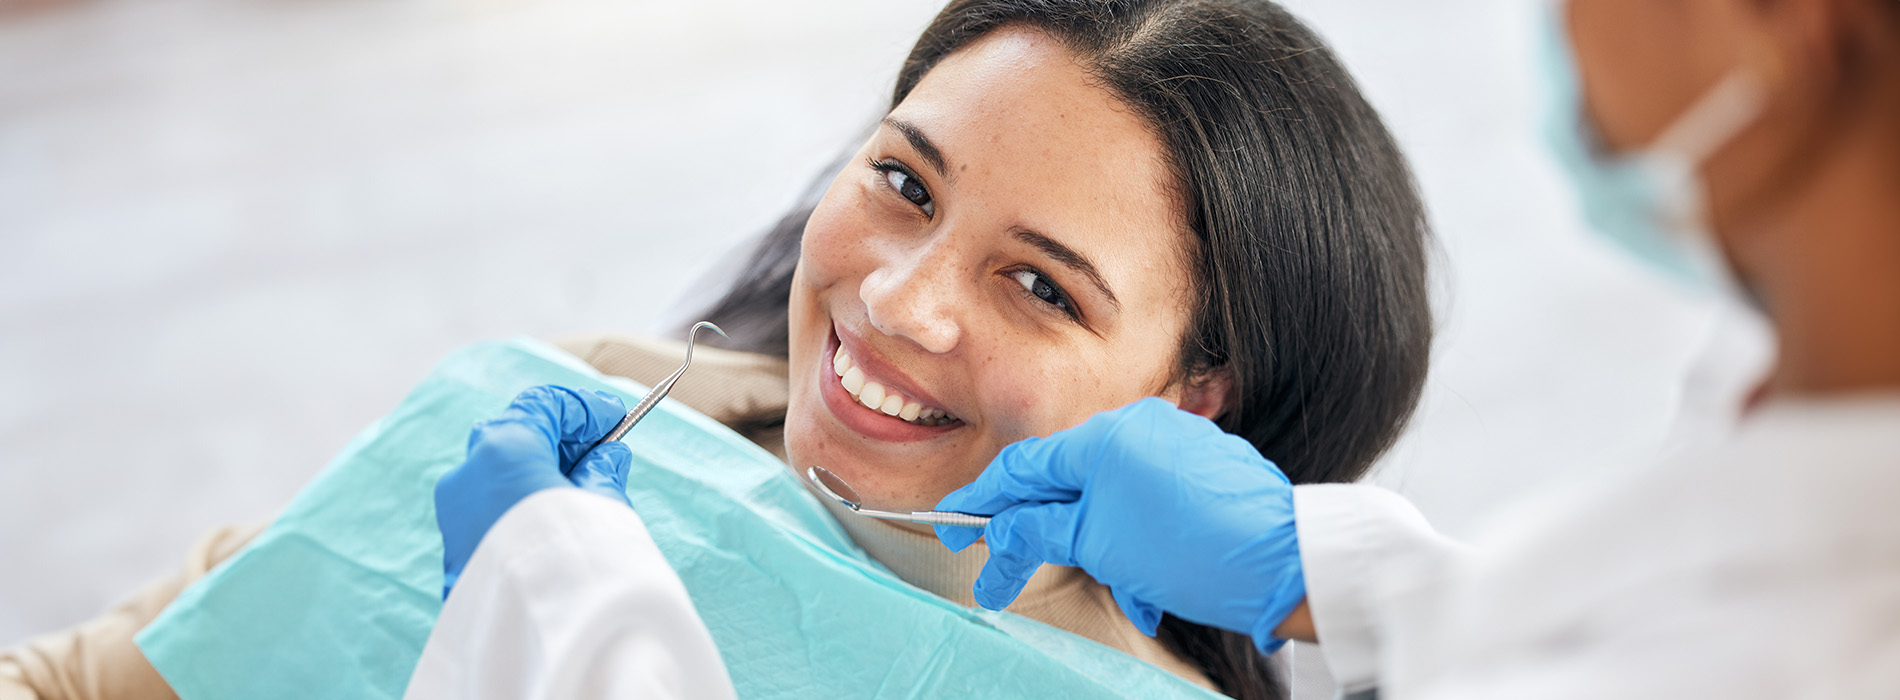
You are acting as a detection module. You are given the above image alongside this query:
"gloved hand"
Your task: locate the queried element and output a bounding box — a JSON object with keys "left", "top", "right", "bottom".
{"left": 435, "top": 385, "right": 635, "bottom": 598}
{"left": 935, "top": 397, "right": 1305, "bottom": 653}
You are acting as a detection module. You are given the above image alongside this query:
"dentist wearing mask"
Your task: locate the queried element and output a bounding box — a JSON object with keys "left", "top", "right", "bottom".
{"left": 416, "top": 0, "right": 1899, "bottom": 696}
{"left": 946, "top": 0, "right": 1900, "bottom": 696}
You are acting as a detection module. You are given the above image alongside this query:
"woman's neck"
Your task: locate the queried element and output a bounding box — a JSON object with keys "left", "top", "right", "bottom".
{"left": 1739, "top": 78, "right": 1900, "bottom": 396}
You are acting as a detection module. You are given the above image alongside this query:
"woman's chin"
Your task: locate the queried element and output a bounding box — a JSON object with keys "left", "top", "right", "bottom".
{"left": 781, "top": 407, "right": 966, "bottom": 517}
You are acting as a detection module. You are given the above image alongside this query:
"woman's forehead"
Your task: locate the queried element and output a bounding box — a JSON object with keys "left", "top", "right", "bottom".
{"left": 884, "top": 26, "right": 1193, "bottom": 310}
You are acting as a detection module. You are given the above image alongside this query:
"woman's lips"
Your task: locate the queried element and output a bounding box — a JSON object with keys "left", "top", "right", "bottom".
{"left": 819, "top": 327, "right": 963, "bottom": 443}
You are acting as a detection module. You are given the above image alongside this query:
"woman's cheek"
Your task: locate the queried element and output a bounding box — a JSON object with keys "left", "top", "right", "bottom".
{"left": 801, "top": 181, "right": 882, "bottom": 282}
{"left": 975, "top": 363, "right": 1072, "bottom": 443}
{"left": 798, "top": 214, "right": 846, "bottom": 287}
{"left": 1011, "top": 364, "right": 1141, "bottom": 440}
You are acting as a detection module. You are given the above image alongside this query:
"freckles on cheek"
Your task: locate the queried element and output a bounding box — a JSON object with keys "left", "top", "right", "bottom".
{"left": 800, "top": 195, "right": 869, "bottom": 281}
{"left": 984, "top": 365, "right": 1078, "bottom": 440}
{"left": 1036, "top": 366, "right": 1138, "bottom": 438}
{"left": 798, "top": 235, "right": 841, "bottom": 286}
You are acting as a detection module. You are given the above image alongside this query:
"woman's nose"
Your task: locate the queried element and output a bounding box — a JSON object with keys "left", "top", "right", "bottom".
{"left": 860, "top": 248, "right": 964, "bottom": 355}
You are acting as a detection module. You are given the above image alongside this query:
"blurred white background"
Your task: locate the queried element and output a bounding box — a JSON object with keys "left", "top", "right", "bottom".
{"left": 1, "top": 0, "right": 1735, "bottom": 650}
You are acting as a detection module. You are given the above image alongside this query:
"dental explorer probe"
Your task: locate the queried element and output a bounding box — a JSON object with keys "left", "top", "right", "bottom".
{"left": 589, "top": 321, "right": 728, "bottom": 450}
{"left": 805, "top": 466, "right": 991, "bottom": 528}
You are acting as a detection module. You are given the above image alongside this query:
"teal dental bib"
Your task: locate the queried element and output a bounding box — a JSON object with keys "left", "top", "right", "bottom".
{"left": 135, "top": 339, "right": 1222, "bottom": 699}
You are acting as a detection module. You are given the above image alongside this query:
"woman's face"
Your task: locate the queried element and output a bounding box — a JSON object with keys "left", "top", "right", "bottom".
{"left": 784, "top": 27, "right": 1216, "bottom": 512}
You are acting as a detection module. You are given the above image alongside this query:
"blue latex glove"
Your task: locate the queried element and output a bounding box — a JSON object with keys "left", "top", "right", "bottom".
{"left": 935, "top": 397, "right": 1305, "bottom": 653}
{"left": 434, "top": 385, "right": 634, "bottom": 598}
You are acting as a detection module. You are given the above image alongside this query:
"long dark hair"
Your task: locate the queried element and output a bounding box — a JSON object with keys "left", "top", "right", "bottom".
{"left": 698, "top": 1, "right": 1432, "bottom": 697}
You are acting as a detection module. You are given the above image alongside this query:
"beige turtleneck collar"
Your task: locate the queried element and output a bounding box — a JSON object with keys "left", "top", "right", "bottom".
{"left": 820, "top": 497, "right": 1218, "bottom": 692}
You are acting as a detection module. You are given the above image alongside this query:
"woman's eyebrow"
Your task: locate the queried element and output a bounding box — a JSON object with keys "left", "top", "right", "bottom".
{"left": 880, "top": 118, "right": 1119, "bottom": 311}
{"left": 1014, "top": 228, "right": 1121, "bottom": 310}
{"left": 882, "top": 117, "right": 950, "bottom": 180}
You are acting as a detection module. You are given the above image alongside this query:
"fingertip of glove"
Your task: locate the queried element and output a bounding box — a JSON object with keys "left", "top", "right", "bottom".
{"left": 1111, "top": 588, "right": 1163, "bottom": 636}
{"left": 971, "top": 581, "right": 1015, "bottom": 611}
{"left": 972, "top": 551, "right": 1041, "bottom": 611}
{"left": 934, "top": 525, "right": 980, "bottom": 552}
{"left": 587, "top": 388, "right": 627, "bottom": 411}
{"left": 596, "top": 440, "right": 633, "bottom": 460}
{"left": 1133, "top": 607, "right": 1162, "bottom": 636}
{"left": 933, "top": 483, "right": 992, "bottom": 518}
{"left": 933, "top": 495, "right": 972, "bottom": 518}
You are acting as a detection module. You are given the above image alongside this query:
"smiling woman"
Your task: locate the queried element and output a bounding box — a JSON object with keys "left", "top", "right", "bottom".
{"left": 697, "top": 0, "right": 1433, "bottom": 697}
{"left": 0, "top": 1, "right": 1430, "bottom": 699}
{"left": 793, "top": 27, "right": 1210, "bottom": 508}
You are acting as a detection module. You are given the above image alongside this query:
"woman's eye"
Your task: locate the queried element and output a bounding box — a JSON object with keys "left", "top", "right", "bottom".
{"left": 1010, "top": 269, "right": 1076, "bottom": 317}
{"left": 873, "top": 160, "right": 935, "bottom": 217}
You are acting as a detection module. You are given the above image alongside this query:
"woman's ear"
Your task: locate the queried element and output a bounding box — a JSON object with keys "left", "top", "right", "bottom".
{"left": 1174, "top": 368, "right": 1235, "bottom": 421}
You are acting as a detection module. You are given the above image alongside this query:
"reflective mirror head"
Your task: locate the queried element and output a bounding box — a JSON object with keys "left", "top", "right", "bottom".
{"left": 805, "top": 466, "right": 863, "bottom": 511}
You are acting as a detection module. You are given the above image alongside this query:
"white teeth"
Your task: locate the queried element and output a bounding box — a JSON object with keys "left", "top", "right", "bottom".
{"left": 859, "top": 381, "right": 886, "bottom": 411}
{"left": 832, "top": 346, "right": 957, "bottom": 426}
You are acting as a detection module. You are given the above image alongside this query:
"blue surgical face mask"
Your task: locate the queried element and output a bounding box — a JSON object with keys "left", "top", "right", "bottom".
{"left": 1537, "top": 0, "right": 1767, "bottom": 290}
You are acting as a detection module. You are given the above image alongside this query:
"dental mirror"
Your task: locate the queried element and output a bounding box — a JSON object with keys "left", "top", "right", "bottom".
{"left": 805, "top": 466, "right": 990, "bottom": 528}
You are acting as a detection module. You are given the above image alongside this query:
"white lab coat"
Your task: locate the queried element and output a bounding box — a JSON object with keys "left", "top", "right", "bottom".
{"left": 1296, "top": 394, "right": 1900, "bottom": 698}
{"left": 404, "top": 489, "right": 736, "bottom": 700}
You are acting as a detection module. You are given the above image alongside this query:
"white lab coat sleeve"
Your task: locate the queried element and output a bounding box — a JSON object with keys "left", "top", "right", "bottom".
{"left": 403, "top": 489, "right": 736, "bottom": 700}
{"left": 1293, "top": 483, "right": 1468, "bottom": 694}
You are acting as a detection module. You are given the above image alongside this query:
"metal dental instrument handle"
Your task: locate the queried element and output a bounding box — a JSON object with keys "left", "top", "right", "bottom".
{"left": 805, "top": 466, "right": 991, "bottom": 528}
{"left": 591, "top": 321, "right": 728, "bottom": 448}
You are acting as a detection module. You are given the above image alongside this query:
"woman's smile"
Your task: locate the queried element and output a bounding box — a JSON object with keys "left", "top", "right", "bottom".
{"left": 818, "top": 323, "right": 966, "bottom": 443}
